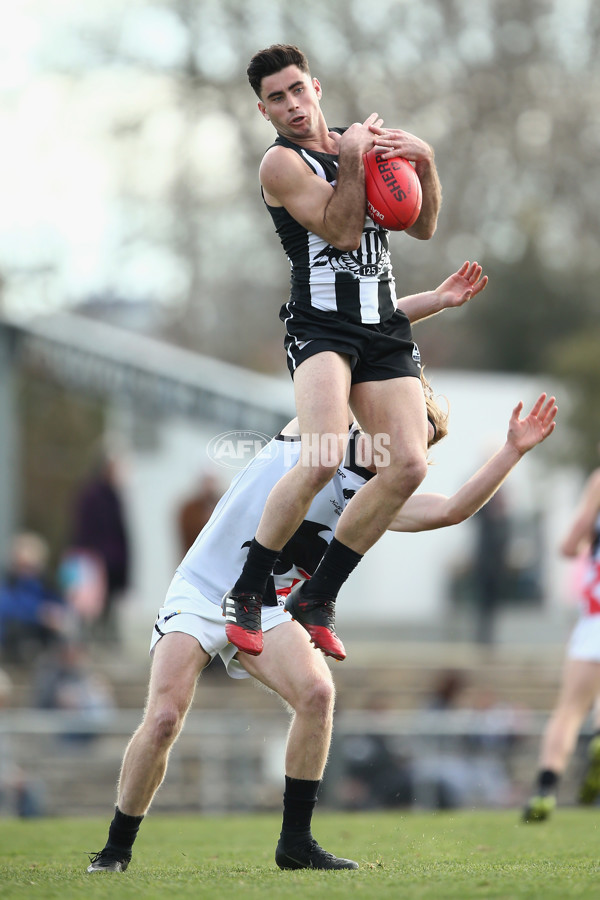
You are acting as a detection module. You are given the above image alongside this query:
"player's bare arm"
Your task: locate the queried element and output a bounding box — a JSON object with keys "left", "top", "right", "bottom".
{"left": 399, "top": 261, "right": 488, "bottom": 325}
{"left": 260, "top": 114, "right": 382, "bottom": 250}
{"left": 560, "top": 470, "right": 600, "bottom": 557}
{"left": 389, "top": 394, "right": 557, "bottom": 533}
{"left": 372, "top": 126, "right": 441, "bottom": 240}
{"left": 407, "top": 152, "right": 442, "bottom": 240}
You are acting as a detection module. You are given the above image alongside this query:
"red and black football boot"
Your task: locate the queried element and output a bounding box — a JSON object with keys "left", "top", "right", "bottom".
{"left": 284, "top": 584, "right": 346, "bottom": 661}
{"left": 222, "top": 590, "right": 263, "bottom": 655}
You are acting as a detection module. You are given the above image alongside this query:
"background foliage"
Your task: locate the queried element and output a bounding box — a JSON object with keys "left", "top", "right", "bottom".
{"left": 1, "top": 0, "right": 599, "bottom": 462}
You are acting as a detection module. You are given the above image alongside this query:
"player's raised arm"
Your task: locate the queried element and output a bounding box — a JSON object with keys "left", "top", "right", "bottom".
{"left": 390, "top": 394, "right": 557, "bottom": 533}
{"left": 399, "top": 261, "right": 488, "bottom": 325}
{"left": 560, "top": 469, "right": 600, "bottom": 558}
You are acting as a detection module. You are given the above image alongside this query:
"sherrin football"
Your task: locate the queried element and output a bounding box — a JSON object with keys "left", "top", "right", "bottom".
{"left": 364, "top": 148, "right": 422, "bottom": 231}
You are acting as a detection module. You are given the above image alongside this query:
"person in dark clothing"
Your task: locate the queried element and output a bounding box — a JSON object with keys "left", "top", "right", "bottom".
{"left": 472, "top": 488, "right": 510, "bottom": 645}
{"left": 71, "top": 453, "right": 130, "bottom": 642}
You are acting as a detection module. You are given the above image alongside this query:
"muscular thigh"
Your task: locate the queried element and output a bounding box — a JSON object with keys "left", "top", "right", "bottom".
{"left": 350, "top": 375, "right": 427, "bottom": 464}
{"left": 146, "top": 632, "right": 210, "bottom": 715}
{"left": 294, "top": 351, "right": 352, "bottom": 437}
{"left": 239, "top": 621, "right": 333, "bottom": 708}
{"left": 557, "top": 659, "right": 600, "bottom": 711}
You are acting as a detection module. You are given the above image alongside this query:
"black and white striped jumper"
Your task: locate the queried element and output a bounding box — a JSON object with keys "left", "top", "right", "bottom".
{"left": 263, "top": 132, "right": 398, "bottom": 327}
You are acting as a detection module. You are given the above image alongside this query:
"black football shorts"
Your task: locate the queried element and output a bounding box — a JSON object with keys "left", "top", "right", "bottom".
{"left": 280, "top": 304, "right": 421, "bottom": 384}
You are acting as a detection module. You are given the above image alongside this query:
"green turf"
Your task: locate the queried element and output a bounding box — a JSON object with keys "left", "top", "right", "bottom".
{"left": 1, "top": 809, "right": 600, "bottom": 899}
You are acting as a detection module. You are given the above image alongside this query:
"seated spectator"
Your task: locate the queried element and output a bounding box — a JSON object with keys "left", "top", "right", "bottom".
{"left": 426, "top": 669, "right": 469, "bottom": 711}
{"left": 32, "top": 641, "right": 116, "bottom": 743}
{"left": 0, "top": 666, "right": 45, "bottom": 816}
{"left": 0, "top": 533, "right": 69, "bottom": 665}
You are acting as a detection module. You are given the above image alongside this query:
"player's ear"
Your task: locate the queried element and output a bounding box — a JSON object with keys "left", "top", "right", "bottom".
{"left": 258, "top": 101, "right": 270, "bottom": 121}
{"left": 312, "top": 77, "right": 322, "bottom": 98}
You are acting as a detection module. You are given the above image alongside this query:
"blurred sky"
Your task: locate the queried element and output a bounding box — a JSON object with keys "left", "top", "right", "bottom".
{"left": 0, "top": 0, "right": 596, "bottom": 322}
{"left": 0, "top": 1, "right": 245, "bottom": 316}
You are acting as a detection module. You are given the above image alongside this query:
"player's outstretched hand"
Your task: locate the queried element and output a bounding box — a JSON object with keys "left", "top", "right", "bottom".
{"left": 435, "top": 261, "right": 488, "bottom": 310}
{"left": 507, "top": 394, "right": 558, "bottom": 456}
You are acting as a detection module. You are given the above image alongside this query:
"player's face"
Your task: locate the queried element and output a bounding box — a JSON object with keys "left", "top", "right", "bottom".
{"left": 257, "top": 66, "right": 322, "bottom": 140}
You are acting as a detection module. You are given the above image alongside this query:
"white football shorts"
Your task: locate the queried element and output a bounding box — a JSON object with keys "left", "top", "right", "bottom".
{"left": 567, "top": 614, "right": 600, "bottom": 662}
{"left": 149, "top": 571, "right": 291, "bottom": 679}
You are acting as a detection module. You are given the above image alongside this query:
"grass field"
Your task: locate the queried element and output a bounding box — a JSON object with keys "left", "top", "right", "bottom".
{"left": 1, "top": 809, "right": 599, "bottom": 899}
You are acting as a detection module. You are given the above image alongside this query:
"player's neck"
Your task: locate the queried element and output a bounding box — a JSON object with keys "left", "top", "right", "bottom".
{"left": 278, "top": 120, "right": 337, "bottom": 154}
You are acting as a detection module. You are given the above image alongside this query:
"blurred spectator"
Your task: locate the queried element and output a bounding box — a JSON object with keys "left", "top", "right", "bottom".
{"left": 0, "top": 666, "right": 45, "bottom": 816}
{"left": 33, "top": 641, "right": 115, "bottom": 743}
{"left": 328, "top": 693, "right": 414, "bottom": 810}
{"left": 59, "top": 548, "right": 106, "bottom": 636}
{"left": 426, "top": 668, "right": 468, "bottom": 710}
{"left": 68, "top": 450, "right": 130, "bottom": 643}
{"left": 334, "top": 732, "right": 414, "bottom": 810}
{"left": 0, "top": 532, "right": 69, "bottom": 665}
{"left": 465, "top": 686, "right": 530, "bottom": 754}
{"left": 177, "top": 473, "right": 222, "bottom": 558}
{"left": 411, "top": 750, "right": 512, "bottom": 809}
{"left": 472, "top": 487, "right": 511, "bottom": 644}
{"left": 409, "top": 681, "right": 527, "bottom": 809}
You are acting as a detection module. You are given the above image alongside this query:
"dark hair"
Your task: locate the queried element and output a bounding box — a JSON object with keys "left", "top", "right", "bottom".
{"left": 247, "top": 44, "right": 311, "bottom": 98}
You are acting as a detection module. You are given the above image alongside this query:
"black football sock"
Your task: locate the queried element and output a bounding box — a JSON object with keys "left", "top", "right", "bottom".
{"left": 537, "top": 769, "right": 559, "bottom": 794}
{"left": 105, "top": 806, "right": 144, "bottom": 858}
{"left": 233, "top": 538, "right": 280, "bottom": 596}
{"left": 279, "top": 776, "right": 320, "bottom": 845}
{"left": 300, "top": 538, "right": 363, "bottom": 602}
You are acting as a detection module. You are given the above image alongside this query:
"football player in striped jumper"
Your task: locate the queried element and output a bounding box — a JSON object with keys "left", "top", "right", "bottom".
{"left": 223, "top": 44, "right": 443, "bottom": 660}
{"left": 87, "top": 266, "right": 529, "bottom": 874}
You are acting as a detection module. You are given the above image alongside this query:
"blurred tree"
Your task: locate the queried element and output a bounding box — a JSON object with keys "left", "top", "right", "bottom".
{"left": 17, "top": 372, "right": 106, "bottom": 577}
{"left": 4, "top": 0, "right": 600, "bottom": 612}
{"left": 1, "top": 0, "right": 599, "bottom": 377}
{"left": 415, "top": 249, "right": 592, "bottom": 374}
{"left": 551, "top": 328, "right": 600, "bottom": 471}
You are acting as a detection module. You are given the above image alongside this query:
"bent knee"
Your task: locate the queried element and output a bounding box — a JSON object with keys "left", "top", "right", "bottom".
{"left": 298, "top": 461, "right": 341, "bottom": 493}
{"left": 300, "top": 435, "right": 347, "bottom": 488}
{"left": 296, "top": 676, "right": 335, "bottom": 718}
{"left": 381, "top": 454, "right": 428, "bottom": 495}
{"left": 405, "top": 456, "right": 429, "bottom": 489}
{"left": 145, "top": 705, "right": 185, "bottom": 746}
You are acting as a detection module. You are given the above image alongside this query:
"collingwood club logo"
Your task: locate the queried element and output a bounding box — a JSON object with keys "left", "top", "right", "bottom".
{"left": 207, "top": 430, "right": 271, "bottom": 469}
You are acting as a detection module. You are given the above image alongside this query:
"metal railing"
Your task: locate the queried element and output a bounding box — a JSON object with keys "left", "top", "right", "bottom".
{"left": 2, "top": 706, "right": 591, "bottom": 817}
